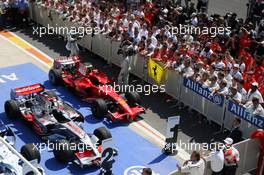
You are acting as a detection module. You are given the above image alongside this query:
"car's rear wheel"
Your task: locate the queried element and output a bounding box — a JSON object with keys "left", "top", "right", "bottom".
{"left": 91, "top": 99, "right": 107, "bottom": 119}
{"left": 26, "top": 168, "right": 44, "bottom": 175}
{"left": 125, "top": 92, "right": 141, "bottom": 107}
{"left": 49, "top": 68, "right": 61, "bottom": 85}
{"left": 4, "top": 100, "right": 20, "bottom": 119}
{"left": 53, "top": 139, "right": 74, "bottom": 163}
{"left": 20, "top": 144, "right": 41, "bottom": 163}
{"left": 93, "top": 127, "right": 112, "bottom": 144}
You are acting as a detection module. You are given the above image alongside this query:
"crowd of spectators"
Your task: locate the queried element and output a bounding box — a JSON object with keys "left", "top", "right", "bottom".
{"left": 0, "top": 0, "right": 29, "bottom": 28}
{"left": 2, "top": 0, "right": 264, "bottom": 116}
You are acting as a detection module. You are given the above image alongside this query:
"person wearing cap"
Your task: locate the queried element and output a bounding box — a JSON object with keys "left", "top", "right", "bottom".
{"left": 247, "top": 82, "right": 264, "bottom": 104}
{"left": 207, "top": 142, "right": 225, "bottom": 175}
{"left": 244, "top": 97, "right": 264, "bottom": 117}
{"left": 251, "top": 129, "right": 264, "bottom": 175}
{"left": 223, "top": 137, "right": 240, "bottom": 175}
{"left": 228, "top": 85, "right": 242, "bottom": 104}
{"left": 230, "top": 64, "right": 242, "bottom": 80}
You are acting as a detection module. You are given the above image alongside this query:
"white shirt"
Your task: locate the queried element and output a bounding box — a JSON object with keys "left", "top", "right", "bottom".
{"left": 218, "top": 86, "right": 229, "bottom": 96}
{"left": 214, "top": 61, "right": 226, "bottom": 70}
{"left": 181, "top": 159, "right": 205, "bottom": 175}
{"left": 207, "top": 150, "right": 224, "bottom": 172}
{"left": 139, "top": 28, "right": 148, "bottom": 38}
{"left": 230, "top": 70, "right": 242, "bottom": 80}
{"left": 231, "top": 92, "right": 242, "bottom": 103}
{"left": 244, "top": 102, "right": 264, "bottom": 116}
{"left": 200, "top": 49, "right": 213, "bottom": 60}
{"left": 247, "top": 90, "right": 264, "bottom": 104}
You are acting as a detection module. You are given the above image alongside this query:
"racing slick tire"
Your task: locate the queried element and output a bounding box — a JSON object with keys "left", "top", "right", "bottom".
{"left": 91, "top": 99, "right": 107, "bottom": 119}
{"left": 4, "top": 100, "right": 20, "bottom": 119}
{"left": 93, "top": 127, "right": 112, "bottom": 144}
{"left": 53, "top": 139, "right": 74, "bottom": 163}
{"left": 26, "top": 168, "right": 44, "bottom": 175}
{"left": 45, "top": 91, "right": 58, "bottom": 98}
{"left": 125, "top": 92, "right": 141, "bottom": 107}
{"left": 49, "top": 68, "right": 62, "bottom": 85}
{"left": 20, "top": 144, "right": 41, "bottom": 163}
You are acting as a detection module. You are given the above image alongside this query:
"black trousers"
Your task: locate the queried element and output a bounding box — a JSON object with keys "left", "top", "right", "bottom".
{"left": 212, "top": 171, "right": 222, "bottom": 175}
{"left": 223, "top": 165, "right": 237, "bottom": 175}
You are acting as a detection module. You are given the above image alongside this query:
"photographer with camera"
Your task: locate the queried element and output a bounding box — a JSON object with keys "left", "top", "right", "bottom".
{"left": 117, "top": 41, "right": 136, "bottom": 88}
{"left": 66, "top": 30, "right": 81, "bottom": 56}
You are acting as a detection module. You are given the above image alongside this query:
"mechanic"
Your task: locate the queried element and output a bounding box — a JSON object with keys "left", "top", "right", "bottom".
{"left": 251, "top": 129, "right": 264, "bottom": 175}
{"left": 117, "top": 45, "right": 133, "bottom": 88}
{"left": 207, "top": 142, "right": 224, "bottom": 175}
{"left": 222, "top": 137, "right": 240, "bottom": 175}
{"left": 66, "top": 31, "right": 80, "bottom": 57}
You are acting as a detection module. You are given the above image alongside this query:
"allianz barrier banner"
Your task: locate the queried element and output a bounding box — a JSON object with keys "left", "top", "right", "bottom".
{"left": 227, "top": 101, "right": 264, "bottom": 129}
{"left": 183, "top": 78, "right": 224, "bottom": 107}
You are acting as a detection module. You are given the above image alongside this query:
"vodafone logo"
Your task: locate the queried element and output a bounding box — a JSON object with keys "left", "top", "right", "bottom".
{"left": 16, "top": 84, "right": 42, "bottom": 93}
{"left": 124, "top": 166, "right": 160, "bottom": 175}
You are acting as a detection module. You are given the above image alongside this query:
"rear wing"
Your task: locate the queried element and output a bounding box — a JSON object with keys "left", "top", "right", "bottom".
{"left": 11, "top": 84, "right": 44, "bottom": 99}
{"left": 53, "top": 56, "right": 80, "bottom": 69}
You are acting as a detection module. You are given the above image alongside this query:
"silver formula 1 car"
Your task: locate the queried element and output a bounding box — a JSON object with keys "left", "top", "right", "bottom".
{"left": 4, "top": 84, "right": 116, "bottom": 168}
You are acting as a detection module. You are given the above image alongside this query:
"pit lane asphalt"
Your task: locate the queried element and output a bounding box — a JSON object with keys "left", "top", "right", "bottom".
{"left": 1, "top": 24, "right": 231, "bottom": 155}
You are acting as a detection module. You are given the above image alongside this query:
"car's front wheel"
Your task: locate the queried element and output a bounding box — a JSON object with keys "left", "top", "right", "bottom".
{"left": 48, "top": 68, "right": 61, "bottom": 85}
{"left": 53, "top": 139, "right": 74, "bottom": 163}
{"left": 20, "top": 144, "right": 41, "bottom": 163}
{"left": 125, "top": 92, "right": 141, "bottom": 107}
{"left": 91, "top": 99, "right": 107, "bottom": 119}
{"left": 93, "top": 127, "right": 112, "bottom": 144}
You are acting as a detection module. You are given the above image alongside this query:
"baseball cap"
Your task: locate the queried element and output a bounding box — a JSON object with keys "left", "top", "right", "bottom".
{"left": 224, "top": 138, "right": 233, "bottom": 145}
{"left": 252, "top": 82, "right": 259, "bottom": 87}
{"left": 233, "top": 64, "right": 239, "bottom": 68}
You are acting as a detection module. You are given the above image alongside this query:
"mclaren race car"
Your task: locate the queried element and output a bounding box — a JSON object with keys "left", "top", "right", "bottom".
{"left": 4, "top": 84, "right": 116, "bottom": 167}
{"left": 48, "top": 56, "right": 145, "bottom": 122}
{"left": 0, "top": 120, "right": 43, "bottom": 175}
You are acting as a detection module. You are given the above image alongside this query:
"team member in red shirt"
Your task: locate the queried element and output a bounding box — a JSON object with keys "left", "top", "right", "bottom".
{"left": 251, "top": 129, "right": 264, "bottom": 175}
{"left": 211, "top": 37, "right": 222, "bottom": 52}
{"left": 239, "top": 48, "right": 254, "bottom": 72}
{"left": 243, "top": 71, "right": 257, "bottom": 91}
{"left": 239, "top": 28, "right": 251, "bottom": 54}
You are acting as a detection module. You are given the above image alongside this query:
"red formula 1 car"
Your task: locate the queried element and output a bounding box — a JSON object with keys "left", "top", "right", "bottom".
{"left": 48, "top": 57, "right": 145, "bottom": 122}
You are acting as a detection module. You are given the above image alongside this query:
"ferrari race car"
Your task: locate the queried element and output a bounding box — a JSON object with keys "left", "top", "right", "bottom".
{"left": 0, "top": 120, "right": 43, "bottom": 175}
{"left": 48, "top": 56, "right": 145, "bottom": 122}
{"left": 4, "top": 84, "right": 116, "bottom": 167}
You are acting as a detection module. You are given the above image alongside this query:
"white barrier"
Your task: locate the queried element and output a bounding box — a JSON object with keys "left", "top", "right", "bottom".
{"left": 110, "top": 41, "right": 123, "bottom": 66}
{"left": 224, "top": 100, "right": 262, "bottom": 138}
{"left": 163, "top": 70, "right": 182, "bottom": 99}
